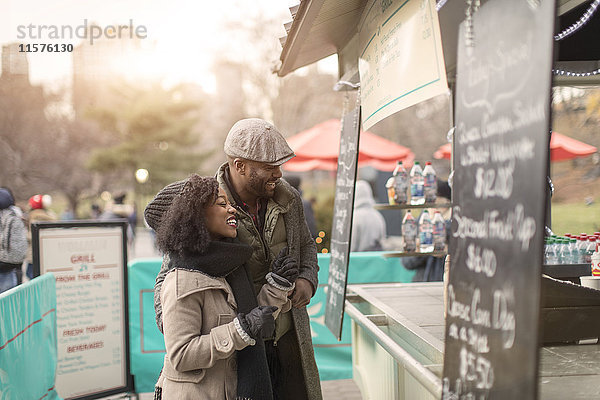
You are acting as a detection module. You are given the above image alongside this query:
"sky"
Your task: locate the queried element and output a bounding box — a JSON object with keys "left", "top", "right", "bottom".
{"left": 0, "top": 0, "right": 311, "bottom": 91}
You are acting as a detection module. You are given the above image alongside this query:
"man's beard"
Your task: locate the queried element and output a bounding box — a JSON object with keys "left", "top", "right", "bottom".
{"left": 248, "top": 169, "right": 274, "bottom": 198}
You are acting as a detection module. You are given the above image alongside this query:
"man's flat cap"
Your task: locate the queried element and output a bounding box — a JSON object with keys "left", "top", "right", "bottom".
{"left": 224, "top": 118, "right": 295, "bottom": 165}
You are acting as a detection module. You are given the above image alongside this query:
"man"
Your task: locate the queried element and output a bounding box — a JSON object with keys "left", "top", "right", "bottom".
{"left": 350, "top": 180, "right": 386, "bottom": 252}
{"left": 145, "top": 118, "right": 322, "bottom": 400}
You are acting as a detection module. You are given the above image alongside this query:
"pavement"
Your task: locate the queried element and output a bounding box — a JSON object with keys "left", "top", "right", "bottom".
{"left": 129, "top": 228, "right": 364, "bottom": 400}
{"left": 135, "top": 380, "right": 362, "bottom": 400}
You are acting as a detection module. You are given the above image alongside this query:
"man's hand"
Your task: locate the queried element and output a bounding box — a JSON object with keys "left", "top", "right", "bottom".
{"left": 271, "top": 247, "right": 299, "bottom": 288}
{"left": 290, "top": 278, "right": 313, "bottom": 308}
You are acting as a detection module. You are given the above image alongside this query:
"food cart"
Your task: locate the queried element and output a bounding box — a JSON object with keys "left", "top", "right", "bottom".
{"left": 276, "top": 0, "right": 600, "bottom": 398}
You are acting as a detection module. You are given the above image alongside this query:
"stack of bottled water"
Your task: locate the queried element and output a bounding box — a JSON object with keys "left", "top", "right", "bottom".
{"left": 410, "top": 162, "right": 425, "bottom": 205}
{"left": 544, "top": 233, "right": 600, "bottom": 264}
{"left": 432, "top": 210, "right": 446, "bottom": 251}
{"left": 418, "top": 210, "right": 434, "bottom": 252}
{"left": 388, "top": 160, "right": 437, "bottom": 205}
{"left": 423, "top": 162, "right": 437, "bottom": 203}
{"left": 386, "top": 161, "right": 409, "bottom": 204}
{"left": 402, "top": 210, "right": 417, "bottom": 252}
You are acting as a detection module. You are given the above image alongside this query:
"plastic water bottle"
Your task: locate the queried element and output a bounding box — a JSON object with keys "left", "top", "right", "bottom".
{"left": 388, "top": 161, "right": 409, "bottom": 204}
{"left": 559, "top": 238, "right": 571, "bottom": 264}
{"left": 578, "top": 235, "right": 588, "bottom": 263}
{"left": 545, "top": 238, "right": 558, "bottom": 265}
{"left": 432, "top": 210, "right": 446, "bottom": 251}
{"left": 567, "top": 238, "right": 577, "bottom": 264}
{"left": 419, "top": 210, "right": 434, "bottom": 252}
{"left": 585, "top": 237, "right": 596, "bottom": 263}
{"left": 555, "top": 239, "right": 563, "bottom": 264}
{"left": 410, "top": 162, "right": 425, "bottom": 205}
{"left": 402, "top": 210, "right": 417, "bottom": 252}
{"left": 423, "top": 161, "right": 437, "bottom": 203}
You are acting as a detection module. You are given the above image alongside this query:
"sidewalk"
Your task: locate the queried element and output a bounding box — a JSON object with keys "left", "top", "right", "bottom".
{"left": 130, "top": 228, "right": 363, "bottom": 399}
{"left": 136, "top": 380, "right": 362, "bottom": 400}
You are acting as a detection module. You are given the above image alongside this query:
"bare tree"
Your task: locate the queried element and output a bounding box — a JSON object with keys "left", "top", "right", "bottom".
{"left": 272, "top": 66, "right": 344, "bottom": 136}
{"left": 0, "top": 77, "right": 104, "bottom": 214}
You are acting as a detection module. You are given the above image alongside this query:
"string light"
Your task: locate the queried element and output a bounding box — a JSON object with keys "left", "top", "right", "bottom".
{"left": 436, "top": 0, "right": 598, "bottom": 44}
{"left": 552, "top": 67, "right": 600, "bottom": 77}
{"left": 449, "top": 0, "right": 599, "bottom": 78}
{"left": 554, "top": 0, "right": 600, "bottom": 41}
{"left": 465, "top": 0, "right": 480, "bottom": 48}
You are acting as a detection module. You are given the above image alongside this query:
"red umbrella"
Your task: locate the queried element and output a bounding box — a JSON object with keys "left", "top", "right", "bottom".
{"left": 433, "top": 132, "right": 597, "bottom": 162}
{"left": 550, "top": 132, "right": 597, "bottom": 161}
{"left": 433, "top": 142, "right": 452, "bottom": 160}
{"left": 284, "top": 119, "right": 414, "bottom": 172}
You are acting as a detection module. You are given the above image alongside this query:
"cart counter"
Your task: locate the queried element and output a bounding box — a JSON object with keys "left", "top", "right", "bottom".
{"left": 345, "top": 283, "right": 600, "bottom": 400}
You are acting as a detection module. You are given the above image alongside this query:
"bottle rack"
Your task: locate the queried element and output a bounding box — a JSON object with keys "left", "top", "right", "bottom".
{"left": 383, "top": 250, "right": 447, "bottom": 258}
{"left": 375, "top": 202, "right": 452, "bottom": 258}
{"left": 542, "top": 263, "right": 591, "bottom": 279}
{"left": 374, "top": 202, "right": 452, "bottom": 210}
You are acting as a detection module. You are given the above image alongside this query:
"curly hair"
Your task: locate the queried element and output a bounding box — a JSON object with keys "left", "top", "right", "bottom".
{"left": 155, "top": 174, "right": 220, "bottom": 256}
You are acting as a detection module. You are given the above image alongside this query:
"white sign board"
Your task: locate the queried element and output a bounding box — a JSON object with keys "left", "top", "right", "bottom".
{"left": 358, "top": 0, "right": 448, "bottom": 130}
{"left": 33, "top": 222, "right": 132, "bottom": 399}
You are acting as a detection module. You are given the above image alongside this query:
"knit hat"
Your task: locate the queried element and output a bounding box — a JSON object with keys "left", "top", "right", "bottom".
{"left": 29, "top": 194, "right": 44, "bottom": 210}
{"left": 0, "top": 188, "right": 14, "bottom": 209}
{"left": 144, "top": 180, "right": 186, "bottom": 231}
{"left": 224, "top": 118, "right": 295, "bottom": 165}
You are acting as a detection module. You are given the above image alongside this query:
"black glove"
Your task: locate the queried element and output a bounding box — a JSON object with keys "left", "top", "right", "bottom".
{"left": 271, "top": 247, "right": 299, "bottom": 287}
{"left": 237, "top": 305, "right": 277, "bottom": 340}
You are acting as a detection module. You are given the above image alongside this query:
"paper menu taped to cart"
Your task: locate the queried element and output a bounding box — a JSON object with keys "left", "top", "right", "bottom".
{"left": 358, "top": 0, "right": 447, "bottom": 130}
{"left": 442, "top": 0, "right": 555, "bottom": 398}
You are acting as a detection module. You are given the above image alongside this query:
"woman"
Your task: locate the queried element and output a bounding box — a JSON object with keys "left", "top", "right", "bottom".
{"left": 154, "top": 175, "right": 299, "bottom": 400}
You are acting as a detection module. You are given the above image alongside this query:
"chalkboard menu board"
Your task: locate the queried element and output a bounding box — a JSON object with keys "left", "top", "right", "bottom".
{"left": 442, "top": 0, "right": 555, "bottom": 398}
{"left": 325, "top": 106, "right": 361, "bottom": 340}
{"left": 33, "top": 221, "right": 134, "bottom": 400}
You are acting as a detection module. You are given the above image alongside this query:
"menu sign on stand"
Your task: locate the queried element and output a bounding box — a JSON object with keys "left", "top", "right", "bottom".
{"left": 442, "top": 0, "right": 555, "bottom": 398}
{"left": 33, "top": 221, "right": 133, "bottom": 400}
{"left": 325, "top": 106, "right": 361, "bottom": 340}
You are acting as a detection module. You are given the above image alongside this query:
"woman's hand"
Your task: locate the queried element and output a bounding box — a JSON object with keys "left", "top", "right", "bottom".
{"left": 237, "top": 305, "right": 278, "bottom": 340}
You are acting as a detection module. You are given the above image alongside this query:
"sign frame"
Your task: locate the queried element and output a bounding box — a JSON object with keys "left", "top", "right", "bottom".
{"left": 324, "top": 106, "right": 361, "bottom": 340}
{"left": 32, "top": 220, "right": 134, "bottom": 400}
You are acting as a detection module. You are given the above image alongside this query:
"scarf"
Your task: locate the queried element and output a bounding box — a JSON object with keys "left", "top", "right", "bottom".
{"left": 168, "top": 239, "right": 274, "bottom": 400}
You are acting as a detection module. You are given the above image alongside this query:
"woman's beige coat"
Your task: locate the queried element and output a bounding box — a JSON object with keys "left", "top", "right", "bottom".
{"left": 160, "top": 268, "right": 291, "bottom": 399}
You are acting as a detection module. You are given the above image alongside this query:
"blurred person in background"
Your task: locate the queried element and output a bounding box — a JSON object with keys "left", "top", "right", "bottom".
{"left": 350, "top": 180, "right": 386, "bottom": 252}
{"left": 60, "top": 207, "right": 75, "bottom": 221}
{"left": 0, "top": 188, "right": 28, "bottom": 292}
{"left": 100, "top": 192, "right": 135, "bottom": 247}
{"left": 402, "top": 180, "right": 451, "bottom": 282}
{"left": 90, "top": 203, "right": 102, "bottom": 219}
{"left": 25, "top": 194, "right": 57, "bottom": 280}
{"left": 285, "top": 175, "right": 317, "bottom": 238}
